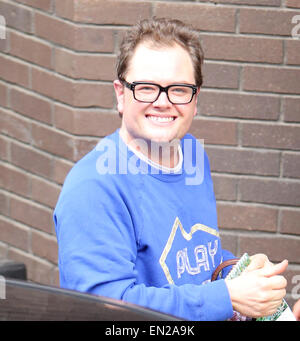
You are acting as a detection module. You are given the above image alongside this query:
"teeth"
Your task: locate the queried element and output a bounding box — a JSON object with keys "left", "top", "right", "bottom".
{"left": 147, "top": 116, "right": 175, "bottom": 122}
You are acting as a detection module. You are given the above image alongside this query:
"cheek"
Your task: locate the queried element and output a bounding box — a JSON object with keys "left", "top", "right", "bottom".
{"left": 124, "top": 99, "right": 151, "bottom": 118}
{"left": 176, "top": 104, "right": 197, "bottom": 121}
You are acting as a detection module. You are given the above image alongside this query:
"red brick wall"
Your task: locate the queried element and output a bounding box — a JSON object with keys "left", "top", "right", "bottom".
{"left": 0, "top": 0, "right": 299, "bottom": 306}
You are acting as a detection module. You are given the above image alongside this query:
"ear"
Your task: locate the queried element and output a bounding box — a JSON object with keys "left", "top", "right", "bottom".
{"left": 193, "top": 87, "right": 201, "bottom": 117}
{"left": 113, "top": 80, "right": 125, "bottom": 115}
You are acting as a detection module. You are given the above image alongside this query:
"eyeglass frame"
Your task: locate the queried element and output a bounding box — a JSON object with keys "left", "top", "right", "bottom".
{"left": 121, "top": 79, "right": 198, "bottom": 105}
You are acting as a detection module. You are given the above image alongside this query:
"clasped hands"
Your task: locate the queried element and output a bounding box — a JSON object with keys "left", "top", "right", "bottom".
{"left": 225, "top": 254, "right": 288, "bottom": 318}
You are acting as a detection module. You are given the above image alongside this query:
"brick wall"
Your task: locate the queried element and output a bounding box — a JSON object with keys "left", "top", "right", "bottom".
{"left": 0, "top": 0, "right": 299, "bottom": 307}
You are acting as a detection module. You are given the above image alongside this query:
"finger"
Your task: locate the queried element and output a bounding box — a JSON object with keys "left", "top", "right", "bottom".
{"left": 262, "top": 259, "right": 288, "bottom": 278}
{"left": 247, "top": 254, "right": 269, "bottom": 272}
{"left": 259, "top": 284, "right": 286, "bottom": 303}
{"left": 263, "top": 299, "right": 284, "bottom": 317}
{"left": 268, "top": 275, "right": 287, "bottom": 290}
{"left": 260, "top": 293, "right": 286, "bottom": 316}
{"left": 270, "top": 288, "right": 286, "bottom": 302}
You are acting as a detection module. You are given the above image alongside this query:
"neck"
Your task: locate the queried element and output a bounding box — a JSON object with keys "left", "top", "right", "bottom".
{"left": 119, "top": 130, "right": 180, "bottom": 169}
{"left": 145, "top": 140, "right": 180, "bottom": 169}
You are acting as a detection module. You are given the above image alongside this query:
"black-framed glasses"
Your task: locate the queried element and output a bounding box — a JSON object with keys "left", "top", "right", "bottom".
{"left": 121, "top": 80, "right": 198, "bottom": 105}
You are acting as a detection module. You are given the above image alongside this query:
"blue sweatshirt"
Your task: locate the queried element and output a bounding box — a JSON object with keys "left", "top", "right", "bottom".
{"left": 54, "top": 130, "right": 234, "bottom": 321}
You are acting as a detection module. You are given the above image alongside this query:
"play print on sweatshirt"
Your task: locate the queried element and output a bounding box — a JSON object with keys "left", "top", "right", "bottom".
{"left": 159, "top": 217, "right": 220, "bottom": 285}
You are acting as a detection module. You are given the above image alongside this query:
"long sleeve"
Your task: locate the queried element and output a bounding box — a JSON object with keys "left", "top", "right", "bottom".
{"left": 54, "top": 177, "right": 233, "bottom": 321}
{"left": 54, "top": 132, "right": 234, "bottom": 321}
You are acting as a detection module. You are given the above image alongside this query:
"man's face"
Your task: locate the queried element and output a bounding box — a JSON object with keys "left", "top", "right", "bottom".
{"left": 114, "top": 43, "right": 199, "bottom": 148}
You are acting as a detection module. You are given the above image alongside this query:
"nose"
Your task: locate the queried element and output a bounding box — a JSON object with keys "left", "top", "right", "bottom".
{"left": 152, "top": 90, "right": 172, "bottom": 107}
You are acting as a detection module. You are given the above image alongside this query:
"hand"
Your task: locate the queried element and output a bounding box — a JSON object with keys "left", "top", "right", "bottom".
{"left": 226, "top": 258, "right": 288, "bottom": 318}
{"left": 293, "top": 299, "right": 300, "bottom": 321}
{"left": 245, "top": 253, "right": 273, "bottom": 272}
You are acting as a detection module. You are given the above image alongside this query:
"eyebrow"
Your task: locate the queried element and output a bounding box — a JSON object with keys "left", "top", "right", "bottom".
{"left": 132, "top": 80, "right": 196, "bottom": 85}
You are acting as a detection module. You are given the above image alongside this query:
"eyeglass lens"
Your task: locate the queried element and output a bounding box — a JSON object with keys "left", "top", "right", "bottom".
{"left": 134, "top": 84, "right": 194, "bottom": 104}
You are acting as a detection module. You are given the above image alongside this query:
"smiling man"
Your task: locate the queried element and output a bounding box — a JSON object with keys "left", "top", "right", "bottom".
{"left": 54, "top": 18, "right": 288, "bottom": 321}
{"left": 114, "top": 42, "right": 199, "bottom": 167}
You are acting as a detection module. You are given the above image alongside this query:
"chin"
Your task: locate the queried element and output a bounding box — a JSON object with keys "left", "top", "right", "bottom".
{"left": 148, "top": 135, "right": 180, "bottom": 146}
{"left": 144, "top": 127, "right": 175, "bottom": 142}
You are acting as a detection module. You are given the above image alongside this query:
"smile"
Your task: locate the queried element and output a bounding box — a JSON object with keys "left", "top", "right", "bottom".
{"left": 146, "top": 115, "right": 176, "bottom": 123}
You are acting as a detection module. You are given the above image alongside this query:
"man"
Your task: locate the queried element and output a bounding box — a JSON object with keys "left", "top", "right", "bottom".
{"left": 54, "top": 18, "right": 287, "bottom": 321}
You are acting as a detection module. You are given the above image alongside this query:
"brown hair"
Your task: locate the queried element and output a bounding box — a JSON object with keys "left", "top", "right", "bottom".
{"left": 117, "top": 17, "right": 204, "bottom": 87}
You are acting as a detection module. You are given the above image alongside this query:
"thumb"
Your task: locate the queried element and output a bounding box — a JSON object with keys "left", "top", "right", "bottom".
{"left": 261, "top": 259, "right": 288, "bottom": 278}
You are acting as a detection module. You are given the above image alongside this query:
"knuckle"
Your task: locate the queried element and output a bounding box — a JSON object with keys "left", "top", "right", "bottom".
{"left": 282, "top": 277, "right": 288, "bottom": 288}
{"left": 255, "top": 288, "right": 269, "bottom": 303}
{"left": 276, "top": 275, "right": 287, "bottom": 287}
{"left": 259, "top": 292, "right": 270, "bottom": 303}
